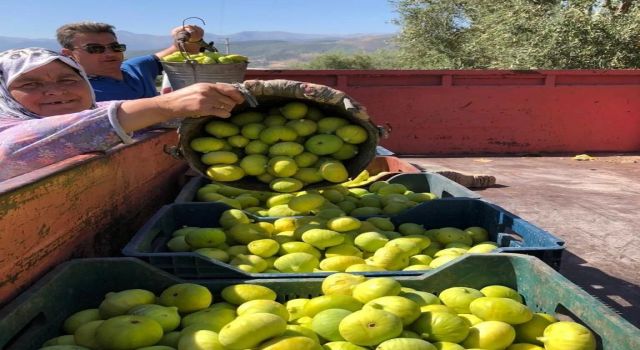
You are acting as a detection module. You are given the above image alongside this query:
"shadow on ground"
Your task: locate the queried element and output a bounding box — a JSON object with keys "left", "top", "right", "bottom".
{"left": 560, "top": 250, "right": 640, "bottom": 328}
{"left": 476, "top": 184, "right": 509, "bottom": 190}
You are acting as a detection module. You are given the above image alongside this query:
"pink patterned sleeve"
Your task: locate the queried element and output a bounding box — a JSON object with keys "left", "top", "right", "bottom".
{"left": 0, "top": 101, "right": 133, "bottom": 181}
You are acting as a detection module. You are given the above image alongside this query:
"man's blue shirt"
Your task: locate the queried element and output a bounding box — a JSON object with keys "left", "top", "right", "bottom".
{"left": 89, "top": 55, "right": 161, "bottom": 102}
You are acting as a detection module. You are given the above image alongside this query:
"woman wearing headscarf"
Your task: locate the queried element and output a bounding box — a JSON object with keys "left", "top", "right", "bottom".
{"left": 0, "top": 48, "right": 244, "bottom": 181}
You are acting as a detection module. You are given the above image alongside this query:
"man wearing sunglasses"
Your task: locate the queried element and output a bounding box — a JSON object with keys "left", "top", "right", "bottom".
{"left": 57, "top": 21, "right": 204, "bottom": 102}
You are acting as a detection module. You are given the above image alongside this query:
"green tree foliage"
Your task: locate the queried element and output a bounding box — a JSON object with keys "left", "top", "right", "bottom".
{"left": 300, "top": 50, "right": 406, "bottom": 69}
{"left": 391, "top": 0, "right": 640, "bottom": 68}
{"left": 305, "top": 52, "right": 375, "bottom": 69}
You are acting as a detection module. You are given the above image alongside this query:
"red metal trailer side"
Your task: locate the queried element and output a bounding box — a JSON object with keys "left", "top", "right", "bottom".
{"left": 246, "top": 70, "right": 640, "bottom": 155}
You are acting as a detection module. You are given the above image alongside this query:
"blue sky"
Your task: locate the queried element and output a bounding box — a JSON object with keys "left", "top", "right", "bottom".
{"left": 0, "top": 0, "right": 399, "bottom": 39}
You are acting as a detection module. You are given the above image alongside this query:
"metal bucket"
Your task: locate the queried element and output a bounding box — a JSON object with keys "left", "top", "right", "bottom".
{"left": 162, "top": 61, "right": 248, "bottom": 89}
{"left": 177, "top": 80, "right": 380, "bottom": 192}
{"left": 179, "top": 103, "right": 379, "bottom": 191}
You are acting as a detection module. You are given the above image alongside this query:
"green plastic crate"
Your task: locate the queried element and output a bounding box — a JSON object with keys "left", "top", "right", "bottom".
{"left": 0, "top": 254, "right": 638, "bottom": 350}
{"left": 122, "top": 199, "right": 564, "bottom": 279}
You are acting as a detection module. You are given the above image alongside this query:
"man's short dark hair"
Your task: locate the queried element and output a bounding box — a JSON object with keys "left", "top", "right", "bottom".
{"left": 56, "top": 22, "right": 117, "bottom": 49}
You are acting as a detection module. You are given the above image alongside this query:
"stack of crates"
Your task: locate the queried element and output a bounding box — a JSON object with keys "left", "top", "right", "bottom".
{"left": 1, "top": 156, "right": 638, "bottom": 350}
{"left": 1, "top": 255, "right": 638, "bottom": 349}
{"left": 122, "top": 155, "right": 565, "bottom": 279}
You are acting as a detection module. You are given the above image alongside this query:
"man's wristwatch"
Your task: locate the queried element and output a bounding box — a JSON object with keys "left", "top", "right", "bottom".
{"left": 186, "top": 39, "right": 216, "bottom": 52}
{"left": 187, "top": 39, "right": 207, "bottom": 46}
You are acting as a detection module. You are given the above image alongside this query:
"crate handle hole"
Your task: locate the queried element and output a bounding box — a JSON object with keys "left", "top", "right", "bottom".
{"left": 497, "top": 228, "right": 524, "bottom": 247}
{"left": 149, "top": 228, "right": 171, "bottom": 251}
{"left": 504, "top": 227, "right": 524, "bottom": 241}
{"left": 4, "top": 312, "right": 47, "bottom": 350}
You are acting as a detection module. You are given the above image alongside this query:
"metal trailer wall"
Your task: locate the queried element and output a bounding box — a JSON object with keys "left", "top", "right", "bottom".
{"left": 0, "top": 132, "right": 187, "bottom": 305}
{"left": 246, "top": 70, "right": 640, "bottom": 155}
{"left": 1, "top": 69, "right": 638, "bottom": 306}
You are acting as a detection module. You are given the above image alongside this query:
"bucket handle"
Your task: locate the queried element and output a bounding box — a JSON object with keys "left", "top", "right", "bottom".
{"left": 341, "top": 96, "right": 389, "bottom": 138}
{"left": 377, "top": 123, "right": 392, "bottom": 139}
{"left": 164, "top": 144, "right": 183, "bottom": 159}
{"left": 233, "top": 83, "right": 259, "bottom": 108}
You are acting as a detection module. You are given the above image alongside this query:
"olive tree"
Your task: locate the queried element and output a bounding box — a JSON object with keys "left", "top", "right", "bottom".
{"left": 391, "top": 0, "right": 640, "bottom": 68}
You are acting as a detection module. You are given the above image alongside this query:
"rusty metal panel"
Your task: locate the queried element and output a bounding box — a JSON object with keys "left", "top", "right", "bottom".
{"left": 366, "top": 156, "right": 421, "bottom": 173}
{"left": 555, "top": 74, "right": 640, "bottom": 85}
{"left": 346, "top": 74, "right": 443, "bottom": 87}
{"left": 452, "top": 74, "right": 546, "bottom": 86}
{"left": 0, "top": 131, "right": 187, "bottom": 305}
{"left": 246, "top": 70, "right": 640, "bottom": 155}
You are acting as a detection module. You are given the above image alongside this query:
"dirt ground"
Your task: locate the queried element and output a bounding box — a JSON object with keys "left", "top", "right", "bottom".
{"left": 403, "top": 154, "right": 640, "bottom": 327}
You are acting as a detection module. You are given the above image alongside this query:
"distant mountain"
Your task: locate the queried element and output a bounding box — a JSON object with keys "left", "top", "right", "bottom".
{"left": 0, "top": 30, "right": 396, "bottom": 68}
{"left": 128, "top": 34, "right": 396, "bottom": 68}
{"left": 229, "top": 35, "right": 396, "bottom": 68}
{"left": 113, "top": 30, "right": 349, "bottom": 51}
{"left": 1, "top": 30, "right": 392, "bottom": 50}
{"left": 209, "top": 31, "right": 343, "bottom": 42}
{"left": 0, "top": 36, "right": 58, "bottom": 51}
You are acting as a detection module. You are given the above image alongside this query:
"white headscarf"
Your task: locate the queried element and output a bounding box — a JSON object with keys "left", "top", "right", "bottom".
{"left": 0, "top": 47, "right": 95, "bottom": 120}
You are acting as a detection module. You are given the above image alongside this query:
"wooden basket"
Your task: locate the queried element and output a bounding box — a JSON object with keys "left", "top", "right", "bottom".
{"left": 178, "top": 79, "right": 380, "bottom": 191}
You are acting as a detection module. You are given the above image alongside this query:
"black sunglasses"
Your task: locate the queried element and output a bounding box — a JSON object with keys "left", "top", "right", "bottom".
{"left": 73, "top": 43, "right": 127, "bottom": 54}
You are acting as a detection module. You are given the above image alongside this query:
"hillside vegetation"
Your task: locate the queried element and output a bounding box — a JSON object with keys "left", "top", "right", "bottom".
{"left": 130, "top": 35, "right": 395, "bottom": 69}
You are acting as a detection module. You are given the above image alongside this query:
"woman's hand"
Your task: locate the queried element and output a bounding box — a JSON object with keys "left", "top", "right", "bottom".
{"left": 156, "top": 83, "right": 245, "bottom": 118}
{"left": 117, "top": 83, "right": 245, "bottom": 133}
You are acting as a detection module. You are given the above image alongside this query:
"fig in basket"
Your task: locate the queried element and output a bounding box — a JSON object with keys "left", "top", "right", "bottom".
{"left": 183, "top": 97, "right": 377, "bottom": 193}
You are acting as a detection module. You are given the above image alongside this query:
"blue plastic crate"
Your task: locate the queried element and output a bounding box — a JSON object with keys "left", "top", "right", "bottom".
{"left": 122, "top": 198, "right": 564, "bottom": 279}
{"left": 391, "top": 198, "right": 565, "bottom": 269}
{"left": 1, "top": 255, "right": 637, "bottom": 350}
